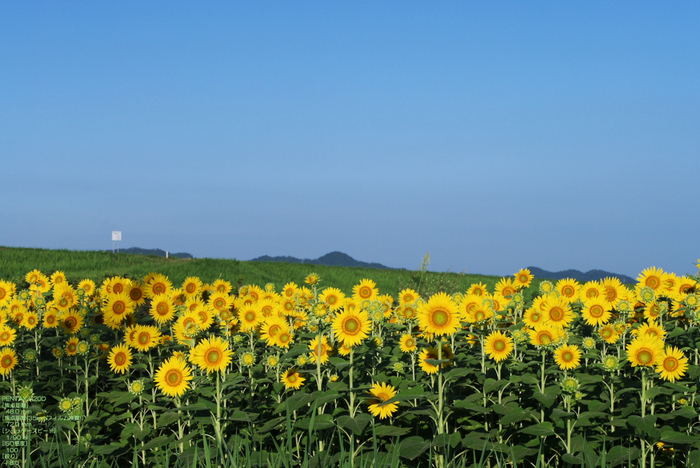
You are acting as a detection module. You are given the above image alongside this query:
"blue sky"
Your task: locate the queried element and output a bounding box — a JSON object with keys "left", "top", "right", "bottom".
{"left": 2, "top": 2, "right": 699, "bottom": 278}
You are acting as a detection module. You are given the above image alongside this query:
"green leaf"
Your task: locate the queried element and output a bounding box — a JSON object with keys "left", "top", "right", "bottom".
{"left": 627, "top": 415, "right": 660, "bottom": 439}
{"left": 139, "top": 435, "right": 171, "bottom": 452}
{"left": 661, "top": 430, "right": 699, "bottom": 445}
{"left": 157, "top": 411, "right": 181, "bottom": 428}
{"left": 374, "top": 425, "right": 411, "bottom": 437}
{"left": 112, "top": 393, "right": 136, "bottom": 407}
{"left": 258, "top": 416, "right": 285, "bottom": 433}
{"left": 520, "top": 422, "right": 555, "bottom": 437}
{"left": 444, "top": 367, "right": 469, "bottom": 380}
{"left": 484, "top": 378, "right": 505, "bottom": 394}
{"left": 499, "top": 409, "right": 531, "bottom": 425}
{"left": 329, "top": 357, "right": 350, "bottom": 370}
{"left": 606, "top": 445, "right": 639, "bottom": 465}
{"left": 294, "top": 414, "right": 335, "bottom": 431}
{"left": 92, "top": 444, "right": 123, "bottom": 456}
{"left": 452, "top": 401, "right": 491, "bottom": 414}
{"left": 337, "top": 414, "right": 371, "bottom": 435}
{"left": 519, "top": 374, "right": 540, "bottom": 386}
{"left": 562, "top": 453, "right": 583, "bottom": 465}
{"left": 284, "top": 392, "right": 315, "bottom": 413}
{"left": 533, "top": 391, "right": 556, "bottom": 409}
{"left": 399, "top": 436, "right": 430, "bottom": 460}
{"left": 311, "top": 390, "right": 341, "bottom": 407}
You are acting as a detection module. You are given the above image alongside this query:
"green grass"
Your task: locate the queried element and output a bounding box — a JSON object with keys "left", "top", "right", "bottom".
{"left": 0, "top": 246, "right": 539, "bottom": 298}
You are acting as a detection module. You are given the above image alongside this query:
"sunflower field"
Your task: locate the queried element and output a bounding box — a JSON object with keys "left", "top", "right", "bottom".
{"left": 1, "top": 264, "right": 700, "bottom": 468}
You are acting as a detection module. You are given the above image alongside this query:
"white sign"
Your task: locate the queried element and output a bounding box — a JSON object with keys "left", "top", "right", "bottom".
{"left": 112, "top": 231, "right": 122, "bottom": 241}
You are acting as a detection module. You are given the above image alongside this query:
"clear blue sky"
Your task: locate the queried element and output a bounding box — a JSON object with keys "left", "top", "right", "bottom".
{"left": 2, "top": 2, "right": 699, "bottom": 278}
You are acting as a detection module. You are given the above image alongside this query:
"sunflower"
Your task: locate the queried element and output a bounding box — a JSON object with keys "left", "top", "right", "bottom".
{"left": 353, "top": 279, "right": 378, "bottom": 301}
{"left": 181, "top": 276, "right": 203, "bottom": 299}
{"left": 463, "top": 304, "right": 494, "bottom": 324}
{"left": 193, "top": 305, "right": 215, "bottom": 331}
{"left": 656, "top": 346, "right": 689, "bottom": 382}
{"left": 637, "top": 267, "right": 665, "bottom": 292}
{"left": 132, "top": 325, "right": 162, "bottom": 352}
{"left": 281, "top": 368, "right": 305, "bottom": 390}
{"left": 319, "top": 287, "right": 346, "bottom": 312}
{"left": 155, "top": 357, "right": 193, "bottom": 397}
{"left": 20, "top": 311, "right": 39, "bottom": 330}
{"left": 59, "top": 310, "right": 84, "bottom": 335}
{"left": 258, "top": 298, "right": 280, "bottom": 319}
{"left": 598, "top": 324, "right": 620, "bottom": 344}
{"left": 398, "top": 288, "right": 420, "bottom": 305}
{"left": 399, "top": 334, "right": 417, "bottom": 353}
{"left": 367, "top": 382, "right": 399, "bottom": 419}
{"left": 418, "top": 346, "right": 450, "bottom": 374}
{"left": 527, "top": 324, "right": 563, "bottom": 347}
{"left": 0, "top": 280, "right": 14, "bottom": 302}
{"left": 309, "top": 335, "right": 331, "bottom": 364}
{"left": 0, "top": 326, "right": 16, "bottom": 347}
{"left": 43, "top": 309, "right": 60, "bottom": 329}
{"left": 77, "top": 279, "right": 96, "bottom": 296}
{"left": 581, "top": 297, "right": 612, "bottom": 326}
{"left": 240, "top": 352, "right": 255, "bottom": 367}
{"left": 556, "top": 278, "right": 580, "bottom": 302}
{"left": 553, "top": 344, "right": 582, "bottom": 370}
{"left": 211, "top": 279, "right": 233, "bottom": 295}
{"left": 581, "top": 336, "right": 597, "bottom": 350}
{"left": 149, "top": 295, "right": 176, "bottom": 325}
{"left": 332, "top": 309, "right": 371, "bottom": 347}
{"left": 417, "top": 292, "right": 460, "bottom": 336}
{"left": 0, "top": 347, "right": 16, "bottom": 376}
{"left": 633, "top": 321, "right": 667, "bottom": 341}
{"left": 304, "top": 273, "right": 320, "bottom": 286}
{"left": 237, "top": 303, "right": 263, "bottom": 332}
{"left": 627, "top": 336, "right": 664, "bottom": 370}
{"left": 601, "top": 277, "right": 625, "bottom": 307}
{"left": 522, "top": 307, "right": 547, "bottom": 328}
{"left": 174, "top": 312, "right": 200, "bottom": 346}
{"left": 272, "top": 327, "right": 294, "bottom": 349}
{"left": 282, "top": 282, "right": 298, "bottom": 299}
{"left": 484, "top": 331, "right": 514, "bottom": 362}
{"left": 542, "top": 297, "right": 574, "bottom": 328}
{"left": 144, "top": 274, "right": 172, "bottom": 299}
{"left": 102, "top": 293, "right": 135, "bottom": 326}
{"left": 65, "top": 337, "right": 80, "bottom": 356}
{"left": 191, "top": 336, "right": 233, "bottom": 373}
{"left": 126, "top": 282, "right": 146, "bottom": 306}
{"left": 467, "top": 282, "right": 489, "bottom": 296}
{"left": 514, "top": 269, "right": 534, "bottom": 289}
{"left": 495, "top": 277, "right": 518, "bottom": 298}
{"left": 260, "top": 317, "right": 289, "bottom": 346}
{"left": 209, "top": 292, "right": 233, "bottom": 314}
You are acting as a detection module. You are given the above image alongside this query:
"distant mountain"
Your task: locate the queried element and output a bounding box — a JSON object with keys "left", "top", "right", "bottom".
{"left": 527, "top": 266, "right": 635, "bottom": 285}
{"left": 110, "top": 247, "right": 193, "bottom": 259}
{"left": 250, "top": 251, "right": 395, "bottom": 270}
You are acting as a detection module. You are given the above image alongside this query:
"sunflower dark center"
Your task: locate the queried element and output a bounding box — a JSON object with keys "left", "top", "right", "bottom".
{"left": 206, "top": 350, "right": 220, "bottom": 364}
{"left": 638, "top": 350, "right": 653, "bottom": 365}
{"left": 138, "top": 334, "right": 149, "bottom": 345}
{"left": 550, "top": 308, "right": 564, "bottom": 321}
{"left": 563, "top": 352, "right": 573, "bottom": 362}
{"left": 664, "top": 357, "right": 678, "bottom": 370}
{"left": 115, "top": 353, "right": 126, "bottom": 365}
{"left": 494, "top": 340, "right": 505, "bottom": 351}
{"left": 2, "top": 356, "right": 12, "bottom": 366}
{"left": 345, "top": 318, "right": 359, "bottom": 333}
{"left": 433, "top": 310, "right": 448, "bottom": 326}
{"left": 167, "top": 370, "right": 181, "bottom": 384}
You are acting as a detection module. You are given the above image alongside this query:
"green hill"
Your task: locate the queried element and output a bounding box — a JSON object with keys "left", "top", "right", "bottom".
{"left": 0, "top": 246, "right": 528, "bottom": 299}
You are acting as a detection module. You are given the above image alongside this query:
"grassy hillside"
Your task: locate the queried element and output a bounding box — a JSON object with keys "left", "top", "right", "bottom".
{"left": 0, "top": 246, "right": 541, "bottom": 298}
